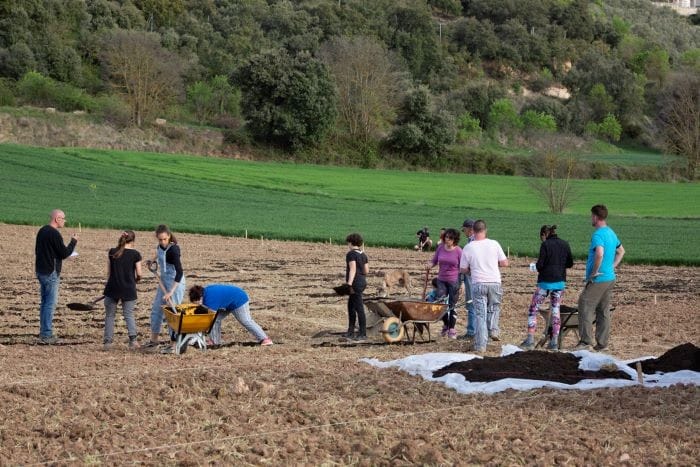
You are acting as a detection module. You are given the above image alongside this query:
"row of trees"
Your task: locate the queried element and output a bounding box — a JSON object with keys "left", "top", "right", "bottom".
{"left": 0, "top": 0, "right": 698, "bottom": 178}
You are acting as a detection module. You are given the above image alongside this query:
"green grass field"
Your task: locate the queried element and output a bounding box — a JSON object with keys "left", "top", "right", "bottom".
{"left": 1, "top": 143, "right": 698, "bottom": 265}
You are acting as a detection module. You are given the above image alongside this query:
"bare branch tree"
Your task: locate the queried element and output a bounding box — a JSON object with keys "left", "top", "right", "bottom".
{"left": 319, "top": 36, "right": 403, "bottom": 142}
{"left": 100, "top": 30, "right": 185, "bottom": 127}
{"left": 657, "top": 69, "right": 700, "bottom": 180}
{"left": 528, "top": 153, "right": 578, "bottom": 214}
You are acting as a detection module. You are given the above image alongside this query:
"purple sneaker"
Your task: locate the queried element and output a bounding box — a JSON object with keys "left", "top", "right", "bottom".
{"left": 440, "top": 326, "right": 449, "bottom": 337}
{"left": 447, "top": 329, "right": 457, "bottom": 339}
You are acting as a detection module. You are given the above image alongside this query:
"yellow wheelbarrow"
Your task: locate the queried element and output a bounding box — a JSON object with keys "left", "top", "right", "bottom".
{"left": 162, "top": 303, "right": 219, "bottom": 354}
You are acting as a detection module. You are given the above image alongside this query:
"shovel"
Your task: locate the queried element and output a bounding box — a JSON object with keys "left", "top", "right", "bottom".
{"left": 147, "top": 260, "right": 179, "bottom": 314}
{"left": 66, "top": 295, "right": 105, "bottom": 311}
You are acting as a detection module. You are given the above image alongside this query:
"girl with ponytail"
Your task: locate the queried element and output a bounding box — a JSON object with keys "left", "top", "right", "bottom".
{"left": 103, "top": 230, "right": 142, "bottom": 350}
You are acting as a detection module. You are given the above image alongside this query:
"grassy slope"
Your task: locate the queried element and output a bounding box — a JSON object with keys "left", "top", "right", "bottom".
{"left": 0, "top": 143, "right": 698, "bottom": 264}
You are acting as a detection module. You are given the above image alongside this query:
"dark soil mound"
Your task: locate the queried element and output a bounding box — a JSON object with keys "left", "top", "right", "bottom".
{"left": 433, "top": 351, "right": 632, "bottom": 385}
{"left": 628, "top": 343, "right": 699, "bottom": 374}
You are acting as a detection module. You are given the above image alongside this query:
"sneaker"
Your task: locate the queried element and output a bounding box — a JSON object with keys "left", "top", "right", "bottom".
{"left": 447, "top": 329, "right": 457, "bottom": 339}
{"left": 440, "top": 326, "right": 449, "bottom": 337}
{"left": 489, "top": 333, "right": 500, "bottom": 342}
{"left": 573, "top": 342, "right": 592, "bottom": 351}
{"left": 520, "top": 335, "right": 536, "bottom": 350}
{"left": 38, "top": 336, "right": 58, "bottom": 345}
{"left": 457, "top": 333, "right": 474, "bottom": 341}
{"left": 546, "top": 340, "right": 559, "bottom": 351}
{"left": 593, "top": 344, "right": 608, "bottom": 352}
{"left": 260, "top": 337, "right": 274, "bottom": 346}
{"left": 103, "top": 342, "right": 113, "bottom": 351}
{"left": 128, "top": 340, "right": 140, "bottom": 350}
{"left": 160, "top": 345, "right": 175, "bottom": 354}
{"left": 352, "top": 334, "right": 367, "bottom": 342}
{"left": 141, "top": 341, "right": 159, "bottom": 353}
{"left": 470, "top": 346, "right": 487, "bottom": 354}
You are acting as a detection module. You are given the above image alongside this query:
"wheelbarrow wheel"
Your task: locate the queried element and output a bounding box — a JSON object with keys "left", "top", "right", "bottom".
{"left": 382, "top": 317, "right": 405, "bottom": 343}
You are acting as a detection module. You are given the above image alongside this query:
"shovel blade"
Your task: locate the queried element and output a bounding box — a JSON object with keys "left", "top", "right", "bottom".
{"left": 66, "top": 302, "right": 95, "bottom": 311}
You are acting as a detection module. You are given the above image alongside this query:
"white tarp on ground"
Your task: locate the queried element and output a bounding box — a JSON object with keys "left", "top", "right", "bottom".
{"left": 360, "top": 345, "right": 700, "bottom": 394}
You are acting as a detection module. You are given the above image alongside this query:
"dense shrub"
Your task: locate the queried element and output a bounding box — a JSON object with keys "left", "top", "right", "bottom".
{"left": 387, "top": 86, "right": 456, "bottom": 158}
{"left": 0, "top": 78, "right": 15, "bottom": 106}
{"left": 233, "top": 49, "right": 337, "bottom": 151}
{"left": 521, "top": 110, "right": 557, "bottom": 132}
{"left": 16, "top": 71, "right": 96, "bottom": 111}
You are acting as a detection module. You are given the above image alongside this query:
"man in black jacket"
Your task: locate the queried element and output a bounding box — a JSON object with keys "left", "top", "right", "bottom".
{"left": 35, "top": 209, "right": 78, "bottom": 344}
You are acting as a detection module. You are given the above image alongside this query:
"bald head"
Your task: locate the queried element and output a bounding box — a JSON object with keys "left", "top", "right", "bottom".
{"left": 50, "top": 209, "right": 66, "bottom": 228}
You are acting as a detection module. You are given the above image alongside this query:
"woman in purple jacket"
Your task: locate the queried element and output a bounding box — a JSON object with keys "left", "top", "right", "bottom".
{"left": 427, "top": 228, "right": 462, "bottom": 339}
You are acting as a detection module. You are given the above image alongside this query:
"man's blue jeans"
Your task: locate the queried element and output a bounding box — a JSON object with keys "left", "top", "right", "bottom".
{"left": 463, "top": 274, "right": 475, "bottom": 336}
{"left": 37, "top": 271, "right": 60, "bottom": 338}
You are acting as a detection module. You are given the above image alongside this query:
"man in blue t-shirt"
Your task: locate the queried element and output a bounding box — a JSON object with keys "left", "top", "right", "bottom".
{"left": 575, "top": 205, "right": 625, "bottom": 351}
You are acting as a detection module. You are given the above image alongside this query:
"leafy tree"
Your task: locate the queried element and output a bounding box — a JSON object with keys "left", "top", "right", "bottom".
{"left": 455, "top": 112, "right": 481, "bottom": 142}
{"left": 233, "top": 49, "right": 337, "bottom": 150}
{"left": 487, "top": 98, "right": 522, "bottom": 136}
{"left": 135, "top": 0, "right": 185, "bottom": 28}
{"left": 521, "top": 110, "right": 556, "bottom": 132}
{"left": 563, "top": 49, "right": 644, "bottom": 134}
{"left": 387, "top": 86, "right": 455, "bottom": 157}
{"left": 588, "top": 83, "right": 616, "bottom": 122}
{"left": 0, "top": 41, "right": 37, "bottom": 79}
{"left": 656, "top": 70, "right": 700, "bottom": 179}
{"left": 319, "top": 35, "right": 402, "bottom": 142}
{"left": 100, "top": 30, "right": 186, "bottom": 127}
{"left": 187, "top": 81, "right": 214, "bottom": 123}
{"left": 585, "top": 114, "right": 622, "bottom": 142}
{"left": 384, "top": 2, "right": 442, "bottom": 81}
{"left": 428, "top": 0, "right": 461, "bottom": 16}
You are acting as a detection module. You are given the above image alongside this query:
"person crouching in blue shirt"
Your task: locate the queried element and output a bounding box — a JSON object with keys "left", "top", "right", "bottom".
{"left": 188, "top": 284, "right": 273, "bottom": 346}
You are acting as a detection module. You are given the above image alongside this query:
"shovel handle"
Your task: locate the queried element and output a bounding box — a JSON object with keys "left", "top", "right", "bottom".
{"left": 148, "top": 261, "right": 179, "bottom": 314}
{"left": 422, "top": 268, "right": 430, "bottom": 301}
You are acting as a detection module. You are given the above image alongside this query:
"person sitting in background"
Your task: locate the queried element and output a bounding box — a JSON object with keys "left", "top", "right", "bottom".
{"left": 189, "top": 284, "right": 273, "bottom": 346}
{"left": 414, "top": 227, "right": 432, "bottom": 251}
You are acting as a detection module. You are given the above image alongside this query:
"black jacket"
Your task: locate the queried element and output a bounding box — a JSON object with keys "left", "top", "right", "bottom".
{"left": 35, "top": 225, "right": 76, "bottom": 275}
{"left": 536, "top": 235, "right": 573, "bottom": 283}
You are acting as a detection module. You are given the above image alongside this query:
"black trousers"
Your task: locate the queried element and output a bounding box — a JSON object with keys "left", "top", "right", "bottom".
{"left": 347, "top": 283, "right": 366, "bottom": 335}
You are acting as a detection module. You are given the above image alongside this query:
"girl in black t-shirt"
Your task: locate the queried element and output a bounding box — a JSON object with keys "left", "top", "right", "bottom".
{"left": 103, "top": 230, "right": 143, "bottom": 350}
{"left": 344, "top": 232, "right": 369, "bottom": 340}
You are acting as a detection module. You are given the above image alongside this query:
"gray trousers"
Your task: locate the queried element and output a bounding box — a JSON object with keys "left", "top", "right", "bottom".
{"left": 577, "top": 280, "right": 615, "bottom": 347}
{"left": 209, "top": 302, "right": 267, "bottom": 344}
{"left": 104, "top": 296, "right": 138, "bottom": 344}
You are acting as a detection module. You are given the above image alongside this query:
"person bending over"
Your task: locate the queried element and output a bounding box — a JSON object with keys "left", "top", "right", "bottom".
{"left": 189, "top": 284, "right": 272, "bottom": 346}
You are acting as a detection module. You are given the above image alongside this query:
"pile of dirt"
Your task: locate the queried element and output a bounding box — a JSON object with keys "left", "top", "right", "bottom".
{"left": 628, "top": 343, "right": 699, "bottom": 374}
{"left": 433, "top": 351, "right": 632, "bottom": 385}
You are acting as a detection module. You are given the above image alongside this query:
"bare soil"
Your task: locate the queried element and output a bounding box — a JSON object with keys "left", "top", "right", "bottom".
{"left": 0, "top": 223, "right": 698, "bottom": 465}
{"left": 433, "top": 351, "right": 633, "bottom": 384}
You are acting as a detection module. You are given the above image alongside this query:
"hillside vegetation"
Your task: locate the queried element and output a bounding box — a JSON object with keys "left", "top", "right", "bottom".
{"left": 0, "top": 0, "right": 698, "bottom": 179}
{"left": 1, "top": 143, "right": 698, "bottom": 265}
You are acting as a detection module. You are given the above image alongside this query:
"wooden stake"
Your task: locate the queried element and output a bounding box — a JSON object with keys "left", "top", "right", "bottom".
{"left": 654, "top": 294, "right": 657, "bottom": 304}
{"left": 635, "top": 362, "right": 644, "bottom": 385}
{"left": 78, "top": 222, "right": 81, "bottom": 233}
{"left": 507, "top": 246, "right": 510, "bottom": 257}
{"left": 245, "top": 229, "right": 248, "bottom": 239}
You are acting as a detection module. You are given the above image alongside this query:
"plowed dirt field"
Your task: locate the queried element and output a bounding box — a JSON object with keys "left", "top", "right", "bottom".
{"left": 0, "top": 224, "right": 697, "bottom": 465}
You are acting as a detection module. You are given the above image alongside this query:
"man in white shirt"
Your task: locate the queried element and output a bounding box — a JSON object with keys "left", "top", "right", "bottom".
{"left": 460, "top": 220, "right": 509, "bottom": 352}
